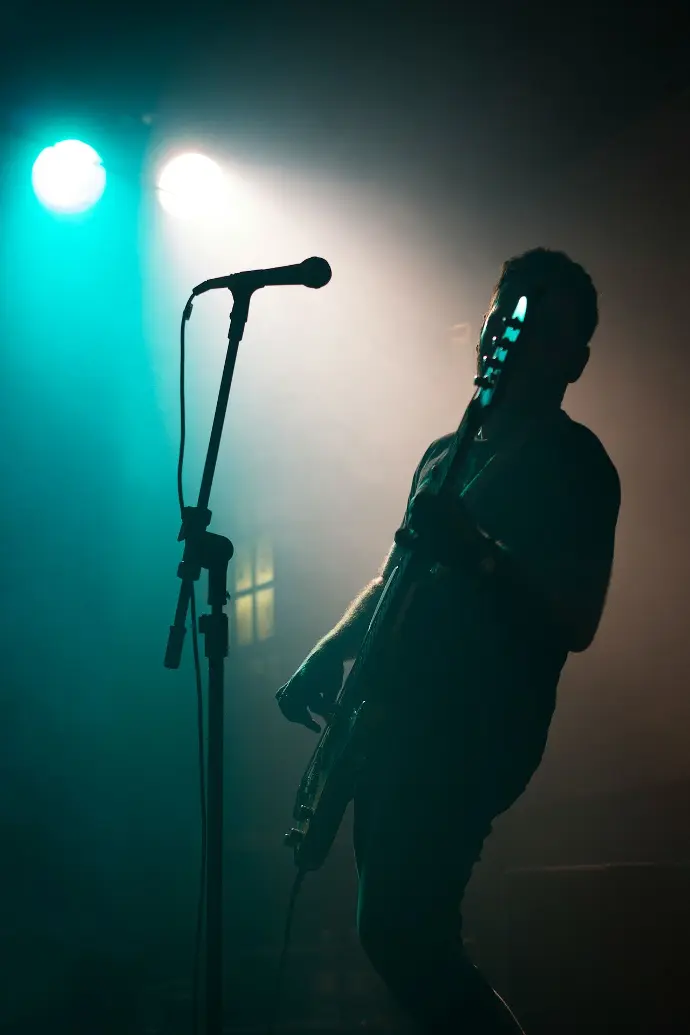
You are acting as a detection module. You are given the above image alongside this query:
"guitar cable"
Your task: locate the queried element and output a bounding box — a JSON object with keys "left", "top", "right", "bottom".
{"left": 265, "top": 868, "right": 308, "bottom": 1035}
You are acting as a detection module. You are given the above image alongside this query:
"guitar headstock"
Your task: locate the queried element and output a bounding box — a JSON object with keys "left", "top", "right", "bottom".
{"left": 473, "top": 293, "right": 529, "bottom": 410}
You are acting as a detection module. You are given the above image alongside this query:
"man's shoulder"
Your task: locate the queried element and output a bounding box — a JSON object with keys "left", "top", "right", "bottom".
{"left": 422, "top": 432, "right": 456, "bottom": 462}
{"left": 409, "top": 433, "right": 455, "bottom": 495}
{"left": 553, "top": 411, "right": 621, "bottom": 495}
{"left": 557, "top": 410, "right": 616, "bottom": 465}
{"left": 421, "top": 416, "right": 616, "bottom": 467}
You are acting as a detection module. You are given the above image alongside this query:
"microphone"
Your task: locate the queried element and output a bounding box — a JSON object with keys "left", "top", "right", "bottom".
{"left": 192, "top": 256, "right": 332, "bottom": 297}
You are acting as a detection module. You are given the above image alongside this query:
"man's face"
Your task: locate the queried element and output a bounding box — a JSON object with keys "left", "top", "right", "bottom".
{"left": 478, "top": 281, "right": 580, "bottom": 385}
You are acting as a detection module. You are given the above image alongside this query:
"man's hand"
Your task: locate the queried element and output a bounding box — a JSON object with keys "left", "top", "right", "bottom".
{"left": 408, "top": 490, "right": 489, "bottom": 568}
{"left": 275, "top": 640, "right": 345, "bottom": 733}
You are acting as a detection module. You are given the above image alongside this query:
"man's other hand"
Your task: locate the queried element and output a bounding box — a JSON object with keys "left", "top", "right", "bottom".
{"left": 275, "top": 641, "right": 344, "bottom": 733}
{"left": 408, "top": 490, "right": 486, "bottom": 567}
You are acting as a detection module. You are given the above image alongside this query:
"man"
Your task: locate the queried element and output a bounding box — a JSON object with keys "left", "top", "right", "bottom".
{"left": 276, "top": 248, "right": 621, "bottom": 1033}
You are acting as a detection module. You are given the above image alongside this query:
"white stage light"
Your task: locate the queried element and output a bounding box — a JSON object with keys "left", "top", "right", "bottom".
{"left": 157, "top": 153, "right": 228, "bottom": 221}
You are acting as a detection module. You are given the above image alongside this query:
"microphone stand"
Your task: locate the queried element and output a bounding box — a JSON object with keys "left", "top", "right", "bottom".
{"left": 164, "top": 287, "right": 252, "bottom": 1035}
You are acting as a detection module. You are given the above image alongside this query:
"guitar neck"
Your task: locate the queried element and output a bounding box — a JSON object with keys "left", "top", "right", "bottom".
{"left": 339, "top": 394, "right": 483, "bottom": 705}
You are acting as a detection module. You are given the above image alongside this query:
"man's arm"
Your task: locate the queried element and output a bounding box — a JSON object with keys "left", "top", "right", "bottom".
{"left": 496, "top": 428, "right": 621, "bottom": 653}
{"left": 313, "top": 542, "right": 400, "bottom": 662}
{"left": 276, "top": 441, "right": 438, "bottom": 729}
{"left": 481, "top": 531, "right": 614, "bottom": 653}
{"left": 313, "top": 440, "right": 438, "bottom": 663}
{"left": 410, "top": 424, "right": 621, "bottom": 654}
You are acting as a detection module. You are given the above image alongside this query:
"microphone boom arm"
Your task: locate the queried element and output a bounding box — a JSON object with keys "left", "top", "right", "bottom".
{"left": 192, "top": 255, "right": 331, "bottom": 297}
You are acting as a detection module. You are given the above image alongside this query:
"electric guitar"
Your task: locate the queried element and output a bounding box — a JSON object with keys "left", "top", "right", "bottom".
{"left": 284, "top": 291, "right": 531, "bottom": 872}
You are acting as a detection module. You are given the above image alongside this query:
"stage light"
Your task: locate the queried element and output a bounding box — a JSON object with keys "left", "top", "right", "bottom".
{"left": 157, "top": 153, "right": 228, "bottom": 221}
{"left": 32, "top": 140, "right": 106, "bottom": 214}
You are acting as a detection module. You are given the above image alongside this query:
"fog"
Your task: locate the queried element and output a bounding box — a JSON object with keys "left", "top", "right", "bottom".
{"left": 1, "top": 53, "right": 689, "bottom": 1034}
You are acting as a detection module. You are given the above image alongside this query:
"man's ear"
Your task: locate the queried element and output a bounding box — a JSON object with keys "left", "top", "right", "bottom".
{"left": 566, "top": 345, "right": 590, "bottom": 384}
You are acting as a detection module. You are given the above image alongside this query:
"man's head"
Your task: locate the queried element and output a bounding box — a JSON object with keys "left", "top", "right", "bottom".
{"left": 480, "top": 248, "right": 598, "bottom": 396}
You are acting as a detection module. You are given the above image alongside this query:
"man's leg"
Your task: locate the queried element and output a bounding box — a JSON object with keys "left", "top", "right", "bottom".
{"left": 353, "top": 735, "right": 526, "bottom": 1034}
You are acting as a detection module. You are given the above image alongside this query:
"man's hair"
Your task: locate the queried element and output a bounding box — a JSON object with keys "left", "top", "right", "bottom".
{"left": 491, "top": 247, "right": 599, "bottom": 350}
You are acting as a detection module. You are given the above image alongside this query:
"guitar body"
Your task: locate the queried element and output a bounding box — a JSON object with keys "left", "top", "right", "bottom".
{"left": 287, "top": 695, "right": 379, "bottom": 872}
{"left": 286, "top": 565, "right": 414, "bottom": 871}
{"left": 284, "top": 290, "right": 533, "bottom": 871}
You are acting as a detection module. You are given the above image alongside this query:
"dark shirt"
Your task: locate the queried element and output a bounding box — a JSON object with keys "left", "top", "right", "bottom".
{"left": 397, "top": 408, "right": 620, "bottom": 788}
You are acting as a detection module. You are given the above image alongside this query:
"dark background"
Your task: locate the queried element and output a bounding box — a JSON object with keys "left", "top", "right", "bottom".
{"left": 1, "top": 2, "right": 689, "bottom": 1032}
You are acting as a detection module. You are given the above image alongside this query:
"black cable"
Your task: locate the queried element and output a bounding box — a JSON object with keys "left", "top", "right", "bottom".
{"left": 265, "top": 868, "right": 308, "bottom": 1035}
{"left": 178, "top": 296, "right": 193, "bottom": 515}
{"left": 179, "top": 296, "right": 207, "bottom": 1035}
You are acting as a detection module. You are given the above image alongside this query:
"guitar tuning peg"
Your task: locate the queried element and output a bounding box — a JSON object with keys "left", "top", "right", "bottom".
{"left": 284, "top": 828, "right": 305, "bottom": 848}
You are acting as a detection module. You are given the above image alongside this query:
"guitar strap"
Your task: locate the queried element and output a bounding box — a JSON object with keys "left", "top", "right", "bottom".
{"left": 456, "top": 408, "right": 562, "bottom": 507}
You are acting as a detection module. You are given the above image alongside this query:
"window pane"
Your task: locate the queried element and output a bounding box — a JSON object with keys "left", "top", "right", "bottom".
{"left": 255, "top": 587, "right": 275, "bottom": 641}
{"left": 234, "top": 594, "right": 254, "bottom": 646}
{"left": 234, "top": 544, "right": 253, "bottom": 593}
{"left": 255, "top": 537, "right": 274, "bottom": 587}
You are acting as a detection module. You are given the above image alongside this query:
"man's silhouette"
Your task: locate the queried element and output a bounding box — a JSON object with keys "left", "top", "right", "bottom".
{"left": 277, "top": 248, "right": 621, "bottom": 1033}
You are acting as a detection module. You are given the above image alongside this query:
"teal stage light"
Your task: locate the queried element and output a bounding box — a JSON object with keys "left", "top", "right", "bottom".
{"left": 32, "top": 139, "right": 106, "bottom": 214}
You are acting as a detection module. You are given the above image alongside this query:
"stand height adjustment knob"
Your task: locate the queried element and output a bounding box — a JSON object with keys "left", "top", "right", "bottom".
{"left": 284, "top": 828, "right": 305, "bottom": 848}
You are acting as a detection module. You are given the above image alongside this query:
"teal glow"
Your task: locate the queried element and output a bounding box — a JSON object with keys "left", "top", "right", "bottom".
{"left": 503, "top": 326, "right": 520, "bottom": 343}
{"left": 32, "top": 139, "right": 106, "bottom": 213}
{"left": 512, "top": 295, "right": 528, "bottom": 322}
